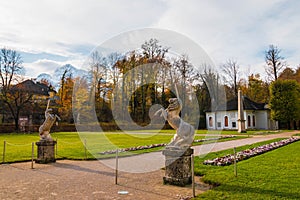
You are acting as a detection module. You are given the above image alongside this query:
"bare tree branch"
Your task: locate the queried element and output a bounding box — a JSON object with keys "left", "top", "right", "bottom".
{"left": 221, "top": 59, "right": 240, "bottom": 97}
{"left": 265, "top": 44, "right": 286, "bottom": 81}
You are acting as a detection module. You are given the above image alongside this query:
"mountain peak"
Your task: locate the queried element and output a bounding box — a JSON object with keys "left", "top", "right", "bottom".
{"left": 36, "top": 64, "right": 88, "bottom": 89}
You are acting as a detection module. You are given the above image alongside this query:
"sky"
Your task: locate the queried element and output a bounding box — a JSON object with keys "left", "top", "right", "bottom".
{"left": 1, "top": 0, "right": 300, "bottom": 79}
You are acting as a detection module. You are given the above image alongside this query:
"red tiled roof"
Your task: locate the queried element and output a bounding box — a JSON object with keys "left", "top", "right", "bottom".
{"left": 11, "top": 80, "right": 55, "bottom": 96}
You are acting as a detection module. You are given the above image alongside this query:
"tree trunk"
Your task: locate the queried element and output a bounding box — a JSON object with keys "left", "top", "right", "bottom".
{"left": 161, "top": 85, "right": 165, "bottom": 107}
{"left": 121, "top": 74, "right": 126, "bottom": 121}
{"left": 141, "top": 68, "right": 145, "bottom": 122}
{"left": 14, "top": 111, "right": 19, "bottom": 132}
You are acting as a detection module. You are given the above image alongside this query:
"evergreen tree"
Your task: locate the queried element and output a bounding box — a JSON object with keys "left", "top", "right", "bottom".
{"left": 270, "top": 79, "right": 300, "bottom": 129}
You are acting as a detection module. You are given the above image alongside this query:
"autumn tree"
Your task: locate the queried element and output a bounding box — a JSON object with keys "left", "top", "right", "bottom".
{"left": 57, "top": 65, "right": 76, "bottom": 123}
{"left": 114, "top": 51, "right": 138, "bottom": 121}
{"left": 58, "top": 76, "right": 74, "bottom": 123}
{"left": 107, "top": 52, "right": 123, "bottom": 101}
{"left": 245, "top": 74, "right": 269, "bottom": 103}
{"left": 139, "top": 38, "right": 168, "bottom": 122}
{"left": 90, "top": 51, "right": 107, "bottom": 101}
{"left": 173, "top": 55, "right": 195, "bottom": 115}
{"left": 141, "top": 38, "right": 169, "bottom": 62}
{"left": 79, "top": 38, "right": 212, "bottom": 128}
{"left": 59, "top": 65, "right": 72, "bottom": 103}
{"left": 265, "top": 45, "right": 286, "bottom": 81}
{"left": 72, "top": 77, "right": 94, "bottom": 124}
{"left": 148, "top": 57, "right": 169, "bottom": 110}
{"left": 294, "top": 66, "right": 300, "bottom": 83}
{"left": 269, "top": 79, "right": 300, "bottom": 129}
{"left": 278, "top": 67, "right": 295, "bottom": 80}
{"left": 114, "top": 39, "right": 169, "bottom": 123}
{"left": 0, "top": 48, "right": 27, "bottom": 131}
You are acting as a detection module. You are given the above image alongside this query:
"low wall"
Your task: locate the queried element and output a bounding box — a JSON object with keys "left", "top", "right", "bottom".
{"left": 0, "top": 123, "right": 173, "bottom": 133}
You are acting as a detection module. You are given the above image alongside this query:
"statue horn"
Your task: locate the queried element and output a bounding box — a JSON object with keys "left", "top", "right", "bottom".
{"left": 174, "top": 84, "right": 179, "bottom": 99}
{"left": 46, "top": 99, "right": 51, "bottom": 110}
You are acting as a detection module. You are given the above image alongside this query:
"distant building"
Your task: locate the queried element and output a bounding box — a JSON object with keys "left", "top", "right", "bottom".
{"left": 205, "top": 96, "right": 277, "bottom": 130}
{"left": 11, "top": 79, "right": 56, "bottom": 101}
{"left": 0, "top": 79, "right": 56, "bottom": 130}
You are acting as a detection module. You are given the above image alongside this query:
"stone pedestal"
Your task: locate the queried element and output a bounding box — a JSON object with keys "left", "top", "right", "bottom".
{"left": 36, "top": 140, "right": 56, "bottom": 164}
{"left": 162, "top": 147, "right": 194, "bottom": 186}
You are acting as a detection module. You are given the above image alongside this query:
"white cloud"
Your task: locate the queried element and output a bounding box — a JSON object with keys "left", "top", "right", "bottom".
{"left": 24, "top": 58, "right": 84, "bottom": 78}
{"left": 0, "top": 0, "right": 167, "bottom": 56}
{"left": 1, "top": 0, "right": 300, "bottom": 79}
{"left": 23, "top": 60, "right": 61, "bottom": 78}
{"left": 153, "top": 0, "right": 300, "bottom": 77}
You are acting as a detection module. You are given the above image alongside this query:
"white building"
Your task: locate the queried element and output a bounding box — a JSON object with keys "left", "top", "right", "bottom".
{"left": 206, "top": 97, "right": 277, "bottom": 130}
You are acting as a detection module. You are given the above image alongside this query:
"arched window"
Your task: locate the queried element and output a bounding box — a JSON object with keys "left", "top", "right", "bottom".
{"left": 248, "top": 115, "right": 251, "bottom": 127}
{"left": 209, "top": 117, "right": 213, "bottom": 127}
{"left": 224, "top": 116, "right": 228, "bottom": 127}
{"left": 252, "top": 115, "right": 256, "bottom": 127}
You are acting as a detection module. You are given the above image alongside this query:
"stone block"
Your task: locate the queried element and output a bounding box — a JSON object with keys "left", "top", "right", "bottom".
{"left": 162, "top": 147, "right": 193, "bottom": 186}
{"left": 36, "top": 140, "right": 56, "bottom": 164}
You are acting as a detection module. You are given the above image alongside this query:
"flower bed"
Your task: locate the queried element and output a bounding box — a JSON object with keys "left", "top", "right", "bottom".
{"left": 194, "top": 135, "right": 235, "bottom": 143}
{"left": 203, "top": 137, "right": 300, "bottom": 166}
{"left": 98, "top": 143, "right": 167, "bottom": 155}
{"left": 98, "top": 135, "right": 235, "bottom": 155}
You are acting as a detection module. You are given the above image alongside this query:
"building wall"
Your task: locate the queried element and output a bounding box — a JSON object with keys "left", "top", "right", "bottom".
{"left": 245, "top": 111, "right": 256, "bottom": 129}
{"left": 206, "top": 111, "right": 238, "bottom": 130}
{"left": 255, "top": 111, "right": 268, "bottom": 129}
{"left": 206, "top": 110, "right": 276, "bottom": 130}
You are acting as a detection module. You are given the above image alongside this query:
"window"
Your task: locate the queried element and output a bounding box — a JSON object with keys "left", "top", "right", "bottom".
{"left": 248, "top": 115, "right": 251, "bottom": 127}
{"left": 232, "top": 122, "right": 236, "bottom": 128}
{"left": 224, "top": 116, "right": 228, "bottom": 127}
{"left": 217, "top": 122, "right": 221, "bottom": 128}
{"left": 209, "top": 117, "right": 213, "bottom": 127}
{"left": 252, "top": 115, "right": 256, "bottom": 127}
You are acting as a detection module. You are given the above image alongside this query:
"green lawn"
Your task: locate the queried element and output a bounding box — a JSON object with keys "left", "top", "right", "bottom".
{"left": 195, "top": 129, "right": 286, "bottom": 135}
{"left": 194, "top": 139, "right": 300, "bottom": 199}
{"left": 0, "top": 131, "right": 244, "bottom": 162}
{"left": 0, "top": 132, "right": 173, "bottom": 162}
{"left": 108, "top": 129, "right": 286, "bottom": 135}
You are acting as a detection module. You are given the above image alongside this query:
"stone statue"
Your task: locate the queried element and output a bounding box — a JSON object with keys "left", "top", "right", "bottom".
{"left": 39, "top": 99, "right": 60, "bottom": 141}
{"left": 155, "top": 97, "right": 195, "bottom": 148}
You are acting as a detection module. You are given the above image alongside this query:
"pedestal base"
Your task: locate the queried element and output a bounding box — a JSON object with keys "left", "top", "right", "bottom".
{"left": 36, "top": 140, "right": 56, "bottom": 164}
{"left": 162, "top": 147, "right": 193, "bottom": 186}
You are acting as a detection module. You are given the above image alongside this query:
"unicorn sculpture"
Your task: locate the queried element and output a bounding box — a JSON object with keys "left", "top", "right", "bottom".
{"left": 154, "top": 86, "right": 195, "bottom": 148}
{"left": 39, "top": 99, "right": 60, "bottom": 141}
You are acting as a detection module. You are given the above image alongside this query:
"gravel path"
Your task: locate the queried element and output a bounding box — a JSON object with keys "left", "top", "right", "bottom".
{"left": 102, "top": 131, "right": 298, "bottom": 172}
{"left": 0, "top": 160, "right": 210, "bottom": 200}
{"left": 0, "top": 131, "right": 298, "bottom": 200}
